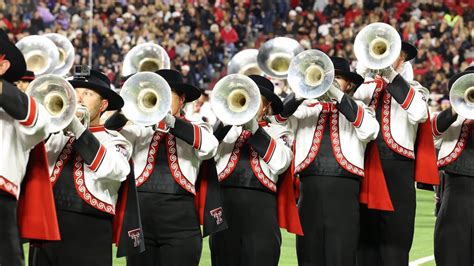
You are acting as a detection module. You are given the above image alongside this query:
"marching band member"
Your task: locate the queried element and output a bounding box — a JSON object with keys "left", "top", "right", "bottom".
{"left": 30, "top": 69, "right": 133, "bottom": 266}
{"left": 355, "top": 42, "right": 439, "bottom": 265}
{"left": 210, "top": 75, "right": 295, "bottom": 266}
{"left": 106, "top": 69, "right": 219, "bottom": 266}
{"left": 0, "top": 29, "right": 58, "bottom": 266}
{"left": 433, "top": 66, "right": 474, "bottom": 266}
{"left": 272, "top": 57, "right": 379, "bottom": 265}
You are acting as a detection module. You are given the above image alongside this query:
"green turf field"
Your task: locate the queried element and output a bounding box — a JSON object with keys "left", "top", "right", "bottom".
{"left": 23, "top": 190, "right": 437, "bottom": 265}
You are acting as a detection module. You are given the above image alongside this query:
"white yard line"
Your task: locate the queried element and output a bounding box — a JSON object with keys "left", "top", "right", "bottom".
{"left": 409, "top": 255, "right": 435, "bottom": 266}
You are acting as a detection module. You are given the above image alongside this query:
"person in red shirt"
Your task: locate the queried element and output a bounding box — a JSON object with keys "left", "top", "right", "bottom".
{"left": 220, "top": 23, "right": 239, "bottom": 45}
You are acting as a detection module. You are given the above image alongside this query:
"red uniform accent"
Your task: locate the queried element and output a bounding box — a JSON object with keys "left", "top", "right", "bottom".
{"left": 17, "top": 142, "right": 61, "bottom": 240}
{"left": 0, "top": 176, "right": 17, "bottom": 196}
{"left": 381, "top": 91, "right": 415, "bottom": 158}
{"left": 166, "top": 134, "right": 196, "bottom": 194}
{"left": 113, "top": 162, "right": 131, "bottom": 245}
{"left": 218, "top": 130, "right": 252, "bottom": 181}
{"left": 19, "top": 96, "right": 38, "bottom": 127}
{"left": 353, "top": 105, "right": 364, "bottom": 128}
{"left": 192, "top": 124, "right": 201, "bottom": 149}
{"left": 274, "top": 114, "right": 288, "bottom": 123}
{"left": 329, "top": 109, "right": 365, "bottom": 177}
{"left": 50, "top": 137, "right": 74, "bottom": 185}
{"left": 249, "top": 148, "right": 277, "bottom": 192}
{"left": 359, "top": 142, "right": 394, "bottom": 211}
{"left": 89, "top": 145, "right": 106, "bottom": 172}
{"left": 19, "top": 76, "right": 34, "bottom": 81}
{"left": 262, "top": 138, "right": 276, "bottom": 163}
{"left": 436, "top": 121, "right": 470, "bottom": 167}
{"left": 73, "top": 156, "right": 115, "bottom": 214}
{"left": 277, "top": 160, "right": 303, "bottom": 235}
{"left": 136, "top": 131, "right": 164, "bottom": 187}
{"left": 294, "top": 105, "right": 329, "bottom": 173}
{"left": 195, "top": 162, "right": 209, "bottom": 226}
{"left": 414, "top": 112, "right": 440, "bottom": 186}
{"left": 89, "top": 125, "right": 106, "bottom": 132}
{"left": 401, "top": 87, "right": 415, "bottom": 110}
{"left": 431, "top": 114, "right": 442, "bottom": 137}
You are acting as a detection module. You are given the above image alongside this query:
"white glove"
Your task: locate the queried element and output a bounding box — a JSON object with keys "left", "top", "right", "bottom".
{"left": 163, "top": 113, "right": 176, "bottom": 128}
{"left": 381, "top": 66, "right": 399, "bottom": 83}
{"left": 65, "top": 116, "right": 86, "bottom": 138}
{"left": 243, "top": 117, "right": 259, "bottom": 134}
{"left": 294, "top": 93, "right": 305, "bottom": 101}
{"left": 356, "top": 61, "right": 369, "bottom": 77}
{"left": 326, "top": 83, "right": 345, "bottom": 103}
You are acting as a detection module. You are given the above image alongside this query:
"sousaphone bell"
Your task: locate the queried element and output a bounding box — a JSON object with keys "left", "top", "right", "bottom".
{"left": 120, "top": 72, "right": 172, "bottom": 126}
{"left": 227, "top": 49, "right": 262, "bottom": 76}
{"left": 122, "top": 43, "right": 170, "bottom": 76}
{"left": 287, "top": 49, "right": 335, "bottom": 99}
{"left": 16, "top": 35, "right": 59, "bottom": 76}
{"left": 211, "top": 74, "right": 261, "bottom": 125}
{"left": 354, "top": 23, "right": 402, "bottom": 70}
{"left": 449, "top": 73, "right": 474, "bottom": 119}
{"left": 257, "top": 37, "right": 304, "bottom": 79}
{"left": 44, "top": 33, "right": 75, "bottom": 77}
{"left": 26, "top": 74, "right": 77, "bottom": 132}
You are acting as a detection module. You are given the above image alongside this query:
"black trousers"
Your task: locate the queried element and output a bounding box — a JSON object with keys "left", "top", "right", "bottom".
{"left": 126, "top": 193, "right": 202, "bottom": 266}
{"left": 209, "top": 187, "right": 281, "bottom": 266}
{"left": 0, "top": 191, "right": 24, "bottom": 266}
{"left": 434, "top": 173, "right": 474, "bottom": 266}
{"left": 296, "top": 176, "right": 360, "bottom": 266}
{"left": 358, "top": 159, "right": 416, "bottom": 266}
{"left": 29, "top": 210, "right": 113, "bottom": 266}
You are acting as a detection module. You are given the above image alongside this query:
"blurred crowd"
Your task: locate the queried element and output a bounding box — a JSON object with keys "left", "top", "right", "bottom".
{"left": 1, "top": 0, "right": 473, "bottom": 116}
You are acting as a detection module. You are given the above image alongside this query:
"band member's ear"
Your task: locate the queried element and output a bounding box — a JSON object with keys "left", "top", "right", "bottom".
{"left": 0, "top": 59, "right": 11, "bottom": 76}
{"left": 99, "top": 99, "right": 109, "bottom": 113}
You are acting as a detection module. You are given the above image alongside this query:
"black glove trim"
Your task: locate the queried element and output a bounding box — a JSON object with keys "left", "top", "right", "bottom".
{"left": 281, "top": 93, "right": 304, "bottom": 118}
{"left": 335, "top": 95, "right": 360, "bottom": 124}
{"left": 213, "top": 121, "right": 232, "bottom": 142}
{"left": 433, "top": 107, "right": 458, "bottom": 135}
{"left": 104, "top": 111, "right": 128, "bottom": 131}
{"left": 169, "top": 118, "right": 195, "bottom": 146}
{"left": 247, "top": 127, "right": 274, "bottom": 162}
{"left": 73, "top": 130, "right": 104, "bottom": 171}
{"left": 19, "top": 96, "right": 39, "bottom": 127}
{"left": 0, "top": 80, "right": 31, "bottom": 123}
{"left": 387, "top": 74, "right": 414, "bottom": 110}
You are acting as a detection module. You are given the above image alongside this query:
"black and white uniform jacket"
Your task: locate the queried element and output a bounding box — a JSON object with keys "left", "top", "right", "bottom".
{"left": 119, "top": 118, "right": 218, "bottom": 194}
{"left": 46, "top": 126, "right": 132, "bottom": 215}
{"left": 271, "top": 96, "right": 379, "bottom": 177}
{"left": 354, "top": 75, "right": 429, "bottom": 159}
{"left": 0, "top": 80, "right": 50, "bottom": 198}
{"left": 432, "top": 108, "right": 473, "bottom": 175}
{"left": 214, "top": 122, "right": 293, "bottom": 192}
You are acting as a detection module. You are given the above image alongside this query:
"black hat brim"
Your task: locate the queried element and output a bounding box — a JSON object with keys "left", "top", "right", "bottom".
{"left": 1, "top": 38, "right": 26, "bottom": 83}
{"left": 169, "top": 82, "right": 201, "bottom": 103}
{"left": 402, "top": 42, "right": 417, "bottom": 62}
{"left": 448, "top": 70, "right": 474, "bottom": 90}
{"left": 335, "top": 69, "right": 364, "bottom": 88}
{"left": 259, "top": 87, "right": 283, "bottom": 114}
{"left": 69, "top": 80, "right": 124, "bottom": 110}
